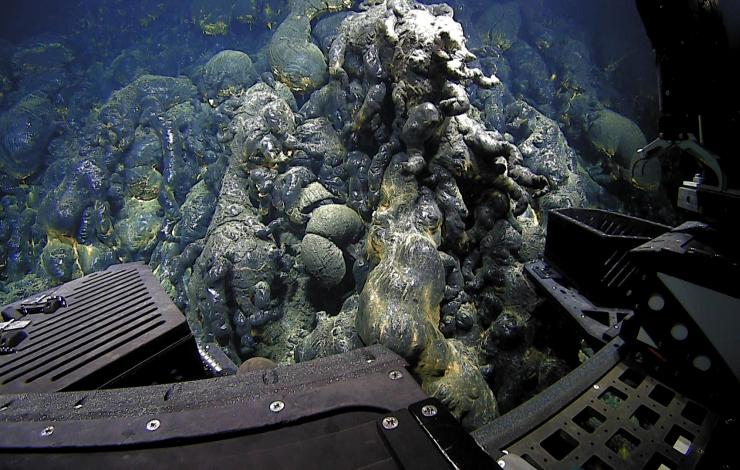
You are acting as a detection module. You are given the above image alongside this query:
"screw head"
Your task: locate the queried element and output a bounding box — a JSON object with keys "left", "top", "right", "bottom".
{"left": 41, "top": 426, "right": 54, "bottom": 437}
{"left": 421, "top": 405, "right": 438, "bottom": 417}
{"left": 146, "top": 419, "right": 161, "bottom": 431}
{"left": 497, "top": 459, "right": 506, "bottom": 468}
{"left": 388, "top": 370, "right": 403, "bottom": 380}
{"left": 382, "top": 416, "right": 399, "bottom": 430}
{"left": 593, "top": 384, "right": 601, "bottom": 390}
{"left": 270, "top": 400, "right": 285, "bottom": 413}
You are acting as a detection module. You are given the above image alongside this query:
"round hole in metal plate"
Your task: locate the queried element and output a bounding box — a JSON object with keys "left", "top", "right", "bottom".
{"left": 693, "top": 355, "right": 712, "bottom": 371}
{"left": 671, "top": 323, "right": 689, "bottom": 341}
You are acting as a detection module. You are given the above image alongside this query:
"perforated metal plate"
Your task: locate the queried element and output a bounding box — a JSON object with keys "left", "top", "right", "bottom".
{"left": 502, "top": 361, "right": 718, "bottom": 469}
{"left": 0, "top": 263, "right": 191, "bottom": 393}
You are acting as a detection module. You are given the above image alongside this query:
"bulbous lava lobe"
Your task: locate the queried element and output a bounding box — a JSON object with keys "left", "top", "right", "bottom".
{"left": 268, "top": 0, "right": 354, "bottom": 93}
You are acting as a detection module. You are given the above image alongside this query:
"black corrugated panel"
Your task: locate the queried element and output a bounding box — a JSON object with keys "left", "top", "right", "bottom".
{"left": 0, "top": 263, "right": 193, "bottom": 394}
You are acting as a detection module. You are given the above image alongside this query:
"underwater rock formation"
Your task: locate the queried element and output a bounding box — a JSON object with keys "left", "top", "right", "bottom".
{"left": 0, "top": 68, "right": 228, "bottom": 294}
{"left": 166, "top": 0, "right": 597, "bottom": 428}
{"left": 587, "top": 108, "right": 660, "bottom": 190}
{"left": 0, "top": 0, "right": 672, "bottom": 431}
{"left": 323, "top": 0, "right": 555, "bottom": 428}
{"left": 186, "top": 165, "right": 283, "bottom": 360}
{"left": 268, "top": 0, "right": 353, "bottom": 93}
{"left": 295, "top": 295, "right": 363, "bottom": 362}
{"left": 10, "top": 40, "right": 74, "bottom": 96}
{"left": 504, "top": 100, "right": 589, "bottom": 217}
{"left": 190, "top": 0, "right": 288, "bottom": 36}
{"left": 471, "top": 1, "right": 521, "bottom": 52}
{"left": 97, "top": 75, "right": 197, "bottom": 161}
{"left": 191, "top": 0, "right": 236, "bottom": 36}
{"left": 302, "top": 203, "right": 363, "bottom": 288}
{"left": 456, "top": 0, "right": 670, "bottom": 221}
{"left": 0, "top": 92, "right": 58, "bottom": 179}
{"left": 184, "top": 75, "right": 365, "bottom": 362}
{"left": 199, "top": 50, "right": 257, "bottom": 103}
{"left": 301, "top": 233, "right": 346, "bottom": 288}
{"left": 186, "top": 82, "right": 293, "bottom": 361}
{"left": 306, "top": 203, "right": 363, "bottom": 247}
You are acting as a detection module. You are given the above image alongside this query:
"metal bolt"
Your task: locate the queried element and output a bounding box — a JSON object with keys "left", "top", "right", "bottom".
{"left": 41, "top": 426, "right": 54, "bottom": 437}
{"left": 382, "top": 416, "right": 399, "bottom": 430}
{"left": 497, "top": 459, "right": 506, "bottom": 468}
{"left": 270, "top": 400, "right": 285, "bottom": 413}
{"left": 146, "top": 419, "right": 161, "bottom": 431}
{"left": 421, "top": 405, "right": 438, "bottom": 417}
{"left": 593, "top": 384, "right": 601, "bottom": 390}
{"left": 388, "top": 370, "right": 403, "bottom": 380}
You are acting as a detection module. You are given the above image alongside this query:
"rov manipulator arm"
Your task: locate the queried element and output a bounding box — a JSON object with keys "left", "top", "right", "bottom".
{"left": 635, "top": 0, "right": 740, "bottom": 221}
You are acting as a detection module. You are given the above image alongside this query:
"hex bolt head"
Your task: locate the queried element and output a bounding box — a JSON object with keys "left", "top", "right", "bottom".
{"left": 41, "top": 426, "right": 54, "bottom": 437}
{"left": 388, "top": 370, "right": 403, "bottom": 380}
{"left": 382, "top": 416, "right": 399, "bottom": 430}
{"left": 270, "top": 400, "right": 285, "bottom": 413}
{"left": 146, "top": 419, "right": 161, "bottom": 431}
{"left": 421, "top": 405, "right": 438, "bottom": 417}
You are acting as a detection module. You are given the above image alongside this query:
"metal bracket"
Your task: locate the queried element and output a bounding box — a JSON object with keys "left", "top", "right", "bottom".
{"left": 526, "top": 261, "right": 632, "bottom": 343}
{"left": 378, "top": 398, "right": 497, "bottom": 469}
{"left": 19, "top": 295, "right": 67, "bottom": 315}
{"left": 637, "top": 138, "right": 726, "bottom": 192}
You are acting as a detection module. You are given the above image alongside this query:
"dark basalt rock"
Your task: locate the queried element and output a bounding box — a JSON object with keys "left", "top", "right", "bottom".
{"left": 268, "top": 0, "right": 353, "bottom": 93}
{"left": 200, "top": 50, "right": 257, "bottom": 103}
{"left": 0, "top": 92, "right": 58, "bottom": 179}
{"left": 301, "top": 233, "right": 346, "bottom": 288}
{"left": 305, "top": 204, "right": 363, "bottom": 247}
{"left": 295, "top": 295, "right": 363, "bottom": 362}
